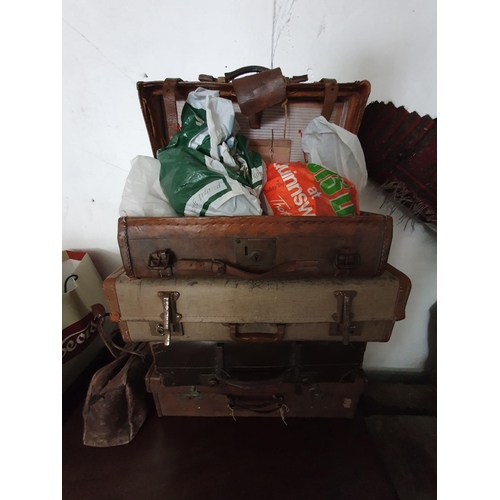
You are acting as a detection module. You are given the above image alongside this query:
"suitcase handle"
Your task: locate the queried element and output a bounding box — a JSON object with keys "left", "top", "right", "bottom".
{"left": 222, "top": 260, "right": 318, "bottom": 279}
{"left": 223, "top": 66, "right": 308, "bottom": 84}
{"left": 227, "top": 394, "right": 286, "bottom": 414}
{"left": 173, "top": 258, "right": 318, "bottom": 279}
{"left": 199, "top": 67, "right": 308, "bottom": 84}
{"left": 228, "top": 323, "right": 285, "bottom": 343}
{"left": 220, "top": 371, "right": 291, "bottom": 390}
{"left": 224, "top": 65, "right": 270, "bottom": 82}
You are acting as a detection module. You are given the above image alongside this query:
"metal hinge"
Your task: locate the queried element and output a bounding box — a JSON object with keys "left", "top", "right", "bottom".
{"left": 330, "top": 291, "right": 357, "bottom": 345}
{"left": 157, "top": 291, "right": 183, "bottom": 346}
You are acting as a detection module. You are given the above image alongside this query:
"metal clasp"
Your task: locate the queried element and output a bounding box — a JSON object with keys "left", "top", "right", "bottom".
{"left": 335, "top": 249, "right": 360, "bottom": 270}
{"left": 330, "top": 291, "right": 357, "bottom": 345}
{"left": 178, "top": 386, "right": 203, "bottom": 401}
{"left": 157, "top": 291, "right": 183, "bottom": 346}
{"left": 148, "top": 250, "right": 173, "bottom": 275}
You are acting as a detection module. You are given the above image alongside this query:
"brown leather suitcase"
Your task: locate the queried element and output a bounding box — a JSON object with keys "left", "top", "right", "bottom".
{"left": 118, "top": 67, "right": 394, "bottom": 280}
{"left": 145, "top": 362, "right": 366, "bottom": 419}
{"left": 119, "top": 214, "right": 392, "bottom": 280}
{"left": 150, "top": 341, "right": 366, "bottom": 387}
{"left": 103, "top": 264, "right": 410, "bottom": 346}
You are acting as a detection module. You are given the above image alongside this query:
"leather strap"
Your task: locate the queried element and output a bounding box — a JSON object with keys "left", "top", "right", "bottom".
{"left": 173, "top": 260, "right": 225, "bottom": 275}
{"left": 91, "top": 304, "right": 146, "bottom": 360}
{"left": 321, "top": 78, "right": 339, "bottom": 120}
{"left": 289, "top": 74, "right": 308, "bottom": 83}
{"left": 162, "top": 78, "right": 181, "bottom": 144}
{"left": 247, "top": 111, "right": 263, "bottom": 129}
{"left": 198, "top": 74, "right": 217, "bottom": 82}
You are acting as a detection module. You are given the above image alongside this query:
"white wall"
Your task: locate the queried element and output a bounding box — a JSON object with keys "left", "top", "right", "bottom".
{"left": 62, "top": 0, "right": 437, "bottom": 372}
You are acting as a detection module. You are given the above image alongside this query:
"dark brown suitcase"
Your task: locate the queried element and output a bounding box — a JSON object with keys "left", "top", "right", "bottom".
{"left": 150, "top": 341, "right": 366, "bottom": 387}
{"left": 118, "top": 67, "right": 394, "bottom": 280}
{"left": 145, "top": 362, "right": 366, "bottom": 419}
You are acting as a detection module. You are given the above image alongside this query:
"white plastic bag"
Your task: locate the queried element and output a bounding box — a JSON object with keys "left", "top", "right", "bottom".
{"left": 186, "top": 87, "right": 241, "bottom": 161}
{"left": 119, "top": 155, "right": 178, "bottom": 217}
{"left": 301, "top": 116, "right": 368, "bottom": 191}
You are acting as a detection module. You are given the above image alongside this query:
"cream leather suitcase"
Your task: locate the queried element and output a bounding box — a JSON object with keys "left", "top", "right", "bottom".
{"left": 103, "top": 265, "right": 410, "bottom": 346}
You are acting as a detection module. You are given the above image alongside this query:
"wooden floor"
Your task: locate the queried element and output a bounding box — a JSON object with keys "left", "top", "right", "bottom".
{"left": 366, "top": 415, "right": 437, "bottom": 500}
{"left": 62, "top": 351, "right": 436, "bottom": 500}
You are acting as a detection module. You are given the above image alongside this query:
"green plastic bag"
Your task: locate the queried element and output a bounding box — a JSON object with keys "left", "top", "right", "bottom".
{"left": 158, "top": 88, "right": 264, "bottom": 216}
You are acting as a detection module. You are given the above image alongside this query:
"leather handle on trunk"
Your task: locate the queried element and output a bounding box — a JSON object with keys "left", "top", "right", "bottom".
{"left": 224, "top": 66, "right": 308, "bottom": 83}
{"left": 227, "top": 395, "right": 285, "bottom": 414}
{"left": 228, "top": 323, "right": 285, "bottom": 343}
{"left": 224, "top": 65, "right": 271, "bottom": 82}
{"left": 173, "top": 259, "right": 318, "bottom": 278}
{"left": 221, "top": 372, "right": 290, "bottom": 390}
{"left": 223, "top": 260, "right": 318, "bottom": 278}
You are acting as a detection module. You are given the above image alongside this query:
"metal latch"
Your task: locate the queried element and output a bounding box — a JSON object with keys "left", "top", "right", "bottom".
{"left": 330, "top": 291, "right": 357, "bottom": 345}
{"left": 148, "top": 250, "right": 173, "bottom": 275}
{"left": 335, "top": 249, "right": 360, "bottom": 270}
{"left": 178, "top": 386, "right": 203, "bottom": 401}
{"left": 157, "top": 291, "right": 183, "bottom": 346}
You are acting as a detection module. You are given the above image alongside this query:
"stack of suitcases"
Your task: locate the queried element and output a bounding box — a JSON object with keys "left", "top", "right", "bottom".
{"left": 103, "top": 67, "right": 411, "bottom": 421}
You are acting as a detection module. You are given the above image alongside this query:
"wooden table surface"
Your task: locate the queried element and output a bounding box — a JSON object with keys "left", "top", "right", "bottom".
{"left": 63, "top": 403, "right": 400, "bottom": 500}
